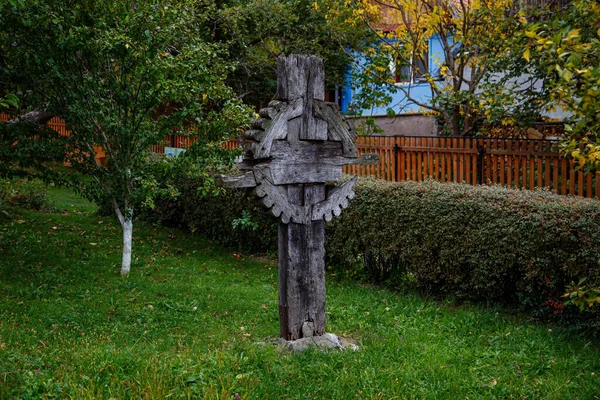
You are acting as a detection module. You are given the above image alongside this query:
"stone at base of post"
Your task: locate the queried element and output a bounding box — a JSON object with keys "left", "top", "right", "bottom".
{"left": 278, "top": 333, "right": 360, "bottom": 352}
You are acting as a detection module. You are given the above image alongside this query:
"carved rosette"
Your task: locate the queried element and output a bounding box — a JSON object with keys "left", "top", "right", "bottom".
{"left": 222, "top": 55, "right": 379, "bottom": 225}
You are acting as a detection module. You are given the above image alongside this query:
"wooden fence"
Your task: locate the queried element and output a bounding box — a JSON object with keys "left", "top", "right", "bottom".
{"left": 150, "top": 135, "right": 240, "bottom": 154}
{"left": 347, "top": 136, "right": 599, "bottom": 198}
{"left": 1, "top": 114, "right": 107, "bottom": 165}
{"left": 4, "top": 113, "right": 596, "bottom": 198}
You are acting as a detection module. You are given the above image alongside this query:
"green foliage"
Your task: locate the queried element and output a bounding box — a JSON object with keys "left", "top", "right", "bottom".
{"left": 343, "top": 0, "right": 531, "bottom": 137}
{"left": 138, "top": 162, "right": 277, "bottom": 254}
{"left": 1, "top": 0, "right": 252, "bottom": 203}
{"left": 0, "top": 94, "right": 18, "bottom": 109}
{"left": 211, "top": 0, "right": 369, "bottom": 106}
{"left": 144, "top": 167, "right": 600, "bottom": 329}
{"left": 326, "top": 178, "right": 600, "bottom": 329}
{"left": 232, "top": 210, "right": 260, "bottom": 232}
{"left": 518, "top": 0, "right": 600, "bottom": 168}
{"left": 0, "top": 123, "right": 66, "bottom": 180}
{"left": 563, "top": 278, "right": 600, "bottom": 311}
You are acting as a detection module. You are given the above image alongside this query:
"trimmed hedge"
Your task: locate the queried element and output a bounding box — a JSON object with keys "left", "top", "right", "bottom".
{"left": 327, "top": 178, "right": 600, "bottom": 327}
{"left": 145, "top": 174, "right": 600, "bottom": 328}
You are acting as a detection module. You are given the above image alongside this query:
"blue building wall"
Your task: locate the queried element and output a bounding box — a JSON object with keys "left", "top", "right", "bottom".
{"left": 341, "top": 35, "right": 446, "bottom": 116}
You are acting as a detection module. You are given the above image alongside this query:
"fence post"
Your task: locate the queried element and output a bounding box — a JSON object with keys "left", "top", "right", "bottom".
{"left": 393, "top": 143, "right": 401, "bottom": 182}
{"left": 477, "top": 140, "right": 485, "bottom": 185}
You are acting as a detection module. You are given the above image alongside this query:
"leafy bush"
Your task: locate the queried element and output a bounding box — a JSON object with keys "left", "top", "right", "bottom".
{"left": 139, "top": 156, "right": 277, "bottom": 254}
{"left": 326, "top": 178, "right": 600, "bottom": 328}
{"left": 0, "top": 179, "right": 50, "bottom": 212}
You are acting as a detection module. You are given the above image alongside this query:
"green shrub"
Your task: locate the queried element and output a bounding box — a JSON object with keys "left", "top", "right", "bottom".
{"left": 326, "top": 178, "right": 600, "bottom": 328}
{"left": 140, "top": 157, "right": 277, "bottom": 254}
{"left": 0, "top": 179, "right": 50, "bottom": 212}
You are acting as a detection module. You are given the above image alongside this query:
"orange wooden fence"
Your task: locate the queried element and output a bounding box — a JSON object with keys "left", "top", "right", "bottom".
{"left": 4, "top": 113, "right": 596, "bottom": 198}
{"left": 150, "top": 135, "right": 240, "bottom": 154}
{"left": 1, "top": 114, "right": 107, "bottom": 165}
{"left": 347, "top": 135, "right": 600, "bottom": 198}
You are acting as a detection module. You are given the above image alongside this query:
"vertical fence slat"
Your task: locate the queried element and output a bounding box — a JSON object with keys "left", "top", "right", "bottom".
{"left": 451, "top": 138, "right": 457, "bottom": 182}
{"left": 439, "top": 138, "right": 446, "bottom": 183}
{"left": 578, "top": 167, "right": 584, "bottom": 197}
{"left": 536, "top": 142, "right": 544, "bottom": 187}
{"left": 418, "top": 137, "right": 424, "bottom": 181}
{"left": 457, "top": 138, "right": 464, "bottom": 183}
{"left": 505, "top": 139, "right": 512, "bottom": 188}
{"left": 466, "top": 138, "right": 471, "bottom": 184}
{"left": 528, "top": 141, "right": 535, "bottom": 190}
{"left": 553, "top": 154, "right": 559, "bottom": 193}
{"left": 544, "top": 141, "right": 552, "bottom": 189}
{"left": 569, "top": 160, "right": 576, "bottom": 195}
{"left": 516, "top": 139, "right": 521, "bottom": 188}
{"left": 398, "top": 137, "right": 405, "bottom": 182}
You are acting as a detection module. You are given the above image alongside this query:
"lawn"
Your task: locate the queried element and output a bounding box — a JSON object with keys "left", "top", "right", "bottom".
{"left": 0, "top": 182, "right": 599, "bottom": 399}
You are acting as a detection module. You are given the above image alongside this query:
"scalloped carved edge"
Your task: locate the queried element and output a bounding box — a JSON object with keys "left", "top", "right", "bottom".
{"left": 311, "top": 176, "right": 357, "bottom": 222}
{"left": 253, "top": 169, "right": 358, "bottom": 225}
{"left": 253, "top": 168, "right": 308, "bottom": 224}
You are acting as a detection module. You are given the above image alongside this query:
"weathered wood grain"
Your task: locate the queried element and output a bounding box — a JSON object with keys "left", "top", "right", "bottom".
{"left": 252, "top": 98, "right": 303, "bottom": 159}
{"left": 313, "top": 99, "right": 358, "bottom": 157}
{"left": 269, "top": 141, "right": 379, "bottom": 166}
{"left": 277, "top": 55, "right": 324, "bottom": 102}
{"left": 243, "top": 129, "right": 265, "bottom": 142}
{"left": 253, "top": 168, "right": 308, "bottom": 224}
{"left": 251, "top": 118, "right": 270, "bottom": 130}
{"left": 278, "top": 184, "right": 326, "bottom": 340}
{"left": 222, "top": 54, "right": 375, "bottom": 340}
{"left": 311, "top": 176, "right": 357, "bottom": 222}
{"left": 268, "top": 164, "right": 341, "bottom": 185}
{"left": 220, "top": 171, "right": 257, "bottom": 189}
{"left": 277, "top": 55, "right": 327, "bottom": 141}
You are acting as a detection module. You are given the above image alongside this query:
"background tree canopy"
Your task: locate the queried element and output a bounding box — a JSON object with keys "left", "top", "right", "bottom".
{"left": 206, "top": 0, "right": 371, "bottom": 107}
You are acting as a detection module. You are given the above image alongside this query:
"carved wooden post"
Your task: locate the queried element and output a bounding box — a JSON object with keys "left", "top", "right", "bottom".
{"left": 277, "top": 56, "right": 327, "bottom": 339}
{"left": 224, "top": 55, "right": 378, "bottom": 340}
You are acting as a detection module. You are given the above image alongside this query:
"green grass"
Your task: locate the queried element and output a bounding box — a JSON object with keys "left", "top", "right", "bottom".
{"left": 1, "top": 183, "right": 599, "bottom": 399}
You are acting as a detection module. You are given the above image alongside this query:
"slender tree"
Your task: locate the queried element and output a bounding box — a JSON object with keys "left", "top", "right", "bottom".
{"left": 1, "top": 0, "right": 251, "bottom": 275}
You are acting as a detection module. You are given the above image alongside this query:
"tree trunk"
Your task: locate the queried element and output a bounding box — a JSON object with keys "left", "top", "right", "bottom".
{"left": 113, "top": 201, "right": 134, "bottom": 277}
{"left": 121, "top": 217, "right": 133, "bottom": 277}
{"left": 452, "top": 105, "right": 462, "bottom": 137}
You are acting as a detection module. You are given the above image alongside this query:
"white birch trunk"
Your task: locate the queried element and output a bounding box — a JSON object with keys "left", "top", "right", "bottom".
{"left": 113, "top": 200, "right": 133, "bottom": 277}
{"left": 121, "top": 217, "right": 133, "bottom": 277}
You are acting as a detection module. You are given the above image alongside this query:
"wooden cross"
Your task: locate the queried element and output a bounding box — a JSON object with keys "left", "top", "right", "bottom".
{"left": 224, "top": 55, "right": 378, "bottom": 340}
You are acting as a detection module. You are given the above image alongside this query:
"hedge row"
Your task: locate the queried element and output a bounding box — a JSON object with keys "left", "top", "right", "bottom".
{"left": 328, "top": 179, "right": 600, "bottom": 323}
{"left": 145, "top": 175, "right": 600, "bottom": 328}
